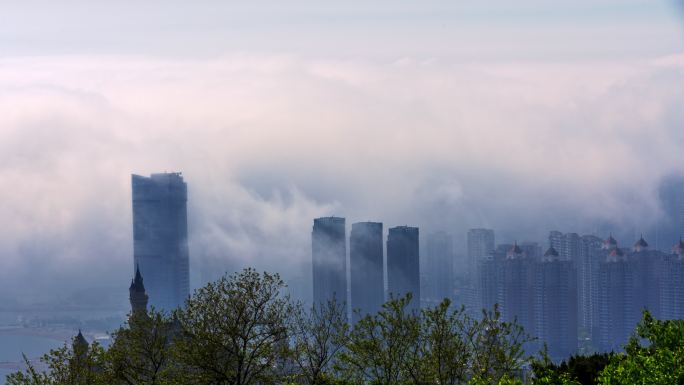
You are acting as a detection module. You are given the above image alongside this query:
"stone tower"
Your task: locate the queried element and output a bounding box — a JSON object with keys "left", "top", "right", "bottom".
{"left": 129, "top": 265, "right": 149, "bottom": 314}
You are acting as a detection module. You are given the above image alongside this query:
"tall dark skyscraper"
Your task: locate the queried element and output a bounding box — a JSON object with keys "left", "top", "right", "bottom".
{"left": 424, "top": 231, "right": 454, "bottom": 306}
{"left": 387, "top": 226, "right": 420, "bottom": 311}
{"left": 350, "top": 221, "right": 384, "bottom": 323}
{"left": 312, "top": 217, "right": 347, "bottom": 308}
{"left": 132, "top": 172, "right": 190, "bottom": 312}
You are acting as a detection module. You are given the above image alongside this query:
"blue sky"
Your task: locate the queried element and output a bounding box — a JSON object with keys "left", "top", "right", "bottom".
{"left": 1, "top": 1, "right": 682, "bottom": 59}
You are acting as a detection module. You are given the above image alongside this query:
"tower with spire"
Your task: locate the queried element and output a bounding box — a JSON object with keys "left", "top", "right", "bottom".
{"left": 633, "top": 235, "right": 649, "bottom": 253}
{"left": 130, "top": 265, "right": 149, "bottom": 315}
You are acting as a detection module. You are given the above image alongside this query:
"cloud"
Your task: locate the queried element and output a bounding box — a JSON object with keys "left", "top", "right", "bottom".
{"left": 1, "top": 53, "right": 684, "bottom": 305}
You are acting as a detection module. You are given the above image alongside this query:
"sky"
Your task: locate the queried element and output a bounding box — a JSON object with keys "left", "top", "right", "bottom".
{"left": 1, "top": 0, "right": 684, "bottom": 307}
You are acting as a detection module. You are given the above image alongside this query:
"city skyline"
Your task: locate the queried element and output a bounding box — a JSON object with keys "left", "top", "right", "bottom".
{"left": 4, "top": 1, "right": 684, "bottom": 379}
{"left": 3, "top": 1, "right": 684, "bottom": 306}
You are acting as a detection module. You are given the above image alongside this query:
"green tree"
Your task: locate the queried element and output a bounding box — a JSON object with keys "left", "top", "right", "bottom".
{"left": 7, "top": 336, "right": 109, "bottom": 385}
{"left": 337, "top": 294, "right": 421, "bottom": 385}
{"left": 172, "top": 268, "right": 294, "bottom": 385}
{"left": 105, "top": 309, "right": 176, "bottom": 385}
{"left": 420, "top": 299, "right": 470, "bottom": 385}
{"left": 467, "top": 305, "right": 532, "bottom": 383}
{"left": 530, "top": 348, "right": 581, "bottom": 385}
{"left": 290, "top": 298, "right": 349, "bottom": 385}
{"left": 531, "top": 352, "right": 611, "bottom": 385}
{"left": 598, "top": 310, "right": 684, "bottom": 385}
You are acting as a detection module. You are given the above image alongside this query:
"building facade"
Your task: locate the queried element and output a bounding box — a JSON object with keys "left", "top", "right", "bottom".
{"left": 350, "top": 221, "right": 384, "bottom": 323}
{"left": 387, "top": 226, "right": 420, "bottom": 311}
{"left": 312, "top": 217, "right": 347, "bottom": 308}
{"left": 132, "top": 172, "right": 190, "bottom": 311}
{"left": 423, "top": 231, "right": 454, "bottom": 307}
{"left": 535, "top": 247, "right": 578, "bottom": 360}
{"left": 501, "top": 244, "right": 536, "bottom": 341}
{"left": 578, "top": 234, "right": 604, "bottom": 345}
{"left": 661, "top": 239, "right": 684, "bottom": 320}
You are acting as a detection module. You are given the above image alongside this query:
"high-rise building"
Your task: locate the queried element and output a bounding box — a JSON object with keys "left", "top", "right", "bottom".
{"left": 519, "top": 241, "right": 542, "bottom": 259}
{"left": 387, "top": 226, "right": 420, "bottom": 311}
{"left": 132, "top": 172, "right": 190, "bottom": 311}
{"left": 468, "top": 229, "right": 495, "bottom": 315}
{"left": 578, "top": 235, "right": 603, "bottom": 344}
{"left": 312, "top": 217, "right": 347, "bottom": 308}
{"left": 501, "top": 244, "right": 536, "bottom": 341}
{"left": 661, "top": 239, "right": 684, "bottom": 320}
{"left": 350, "top": 221, "right": 384, "bottom": 323}
{"left": 595, "top": 235, "right": 669, "bottom": 352}
{"left": 467, "top": 229, "right": 495, "bottom": 278}
{"left": 548, "top": 231, "right": 581, "bottom": 262}
{"left": 597, "top": 246, "right": 634, "bottom": 352}
{"left": 535, "top": 247, "right": 578, "bottom": 361}
{"left": 630, "top": 236, "right": 663, "bottom": 320}
{"left": 478, "top": 253, "right": 503, "bottom": 312}
{"left": 423, "top": 231, "right": 454, "bottom": 307}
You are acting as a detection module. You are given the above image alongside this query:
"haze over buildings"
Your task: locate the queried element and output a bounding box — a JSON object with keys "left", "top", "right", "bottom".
{"left": 1, "top": 0, "right": 684, "bottom": 323}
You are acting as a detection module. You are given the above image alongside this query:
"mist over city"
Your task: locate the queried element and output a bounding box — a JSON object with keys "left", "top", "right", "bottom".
{"left": 3, "top": 1, "right": 684, "bottom": 384}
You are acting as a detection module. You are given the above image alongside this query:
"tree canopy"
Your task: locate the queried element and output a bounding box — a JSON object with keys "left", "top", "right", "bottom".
{"left": 8, "top": 269, "right": 684, "bottom": 385}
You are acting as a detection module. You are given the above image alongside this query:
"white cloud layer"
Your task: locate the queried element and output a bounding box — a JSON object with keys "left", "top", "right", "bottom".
{"left": 1, "top": 53, "right": 684, "bottom": 305}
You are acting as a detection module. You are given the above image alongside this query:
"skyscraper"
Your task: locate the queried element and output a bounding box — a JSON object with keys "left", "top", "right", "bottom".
{"left": 630, "top": 236, "right": 662, "bottom": 320}
{"left": 312, "top": 217, "right": 347, "bottom": 308}
{"left": 501, "top": 244, "right": 536, "bottom": 341}
{"left": 468, "top": 228, "right": 495, "bottom": 315}
{"left": 387, "top": 226, "right": 420, "bottom": 311}
{"left": 548, "top": 231, "right": 581, "bottom": 262}
{"left": 597, "top": 246, "right": 633, "bottom": 352}
{"left": 661, "top": 239, "right": 684, "bottom": 320}
{"left": 535, "top": 247, "right": 578, "bottom": 360}
{"left": 467, "top": 229, "right": 495, "bottom": 278}
{"left": 132, "top": 172, "right": 189, "bottom": 311}
{"left": 350, "top": 221, "right": 384, "bottom": 323}
{"left": 578, "top": 234, "right": 603, "bottom": 344}
{"left": 423, "top": 231, "right": 454, "bottom": 307}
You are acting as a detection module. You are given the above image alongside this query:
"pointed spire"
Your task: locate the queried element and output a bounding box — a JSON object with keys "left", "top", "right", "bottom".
{"left": 129, "top": 265, "right": 149, "bottom": 315}
{"left": 544, "top": 246, "right": 559, "bottom": 257}
{"left": 130, "top": 264, "right": 145, "bottom": 292}
{"left": 602, "top": 233, "right": 618, "bottom": 250}
{"left": 673, "top": 237, "right": 684, "bottom": 256}
{"left": 633, "top": 234, "right": 649, "bottom": 251}
{"left": 506, "top": 241, "right": 524, "bottom": 259}
{"left": 74, "top": 329, "right": 88, "bottom": 349}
